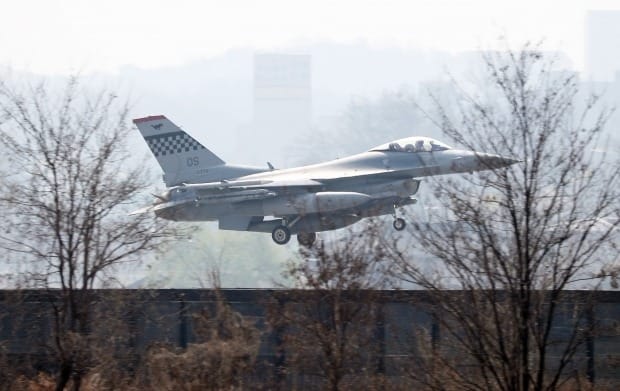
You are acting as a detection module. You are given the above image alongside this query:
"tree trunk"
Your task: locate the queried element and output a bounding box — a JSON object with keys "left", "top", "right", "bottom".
{"left": 56, "top": 360, "right": 72, "bottom": 391}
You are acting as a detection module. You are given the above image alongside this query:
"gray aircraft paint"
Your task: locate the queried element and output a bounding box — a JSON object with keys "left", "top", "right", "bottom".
{"left": 133, "top": 115, "right": 518, "bottom": 245}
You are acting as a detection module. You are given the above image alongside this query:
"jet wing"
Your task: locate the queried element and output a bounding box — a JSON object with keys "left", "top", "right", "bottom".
{"left": 313, "top": 166, "right": 441, "bottom": 182}
{"left": 243, "top": 179, "right": 325, "bottom": 189}
{"left": 130, "top": 179, "right": 321, "bottom": 215}
{"left": 129, "top": 189, "right": 276, "bottom": 215}
{"left": 238, "top": 165, "right": 437, "bottom": 185}
{"left": 182, "top": 178, "right": 324, "bottom": 191}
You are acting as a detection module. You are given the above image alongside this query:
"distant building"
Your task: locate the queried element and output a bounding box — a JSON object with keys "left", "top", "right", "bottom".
{"left": 583, "top": 10, "right": 620, "bottom": 147}
{"left": 253, "top": 53, "right": 312, "bottom": 165}
{"left": 585, "top": 10, "right": 620, "bottom": 82}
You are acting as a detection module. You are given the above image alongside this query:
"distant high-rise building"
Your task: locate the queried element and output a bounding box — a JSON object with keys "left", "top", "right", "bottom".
{"left": 253, "top": 53, "right": 312, "bottom": 164}
{"left": 585, "top": 10, "right": 620, "bottom": 82}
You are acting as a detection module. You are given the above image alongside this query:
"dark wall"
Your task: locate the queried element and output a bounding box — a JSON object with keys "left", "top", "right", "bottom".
{"left": 1, "top": 289, "right": 619, "bottom": 384}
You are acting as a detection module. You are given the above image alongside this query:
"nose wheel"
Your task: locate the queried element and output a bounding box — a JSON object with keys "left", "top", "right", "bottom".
{"left": 272, "top": 225, "right": 291, "bottom": 245}
{"left": 393, "top": 217, "right": 406, "bottom": 231}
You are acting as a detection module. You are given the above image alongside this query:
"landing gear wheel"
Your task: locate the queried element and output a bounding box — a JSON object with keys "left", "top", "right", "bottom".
{"left": 272, "top": 226, "right": 291, "bottom": 245}
{"left": 393, "top": 217, "right": 406, "bottom": 231}
{"left": 297, "top": 232, "right": 317, "bottom": 247}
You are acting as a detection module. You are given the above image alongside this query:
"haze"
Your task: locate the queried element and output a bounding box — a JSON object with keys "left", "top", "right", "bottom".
{"left": 2, "top": 0, "right": 620, "bottom": 287}
{"left": 1, "top": 0, "right": 618, "bottom": 74}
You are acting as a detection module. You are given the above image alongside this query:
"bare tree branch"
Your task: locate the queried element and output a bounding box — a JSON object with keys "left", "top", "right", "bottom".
{"left": 390, "top": 42, "right": 620, "bottom": 391}
{"left": 0, "top": 75, "right": 187, "bottom": 390}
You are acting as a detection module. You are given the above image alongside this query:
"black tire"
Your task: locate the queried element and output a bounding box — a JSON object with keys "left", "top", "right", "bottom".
{"left": 272, "top": 226, "right": 291, "bottom": 245}
{"left": 297, "top": 232, "right": 317, "bottom": 247}
{"left": 393, "top": 217, "right": 406, "bottom": 231}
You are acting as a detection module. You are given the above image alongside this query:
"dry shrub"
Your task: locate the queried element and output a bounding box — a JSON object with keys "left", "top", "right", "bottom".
{"left": 10, "top": 372, "right": 55, "bottom": 391}
{"left": 139, "top": 296, "right": 260, "bottom": 390}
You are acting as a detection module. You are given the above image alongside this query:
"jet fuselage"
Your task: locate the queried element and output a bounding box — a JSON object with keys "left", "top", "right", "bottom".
{"left": 133, "top": 115, "right": 518, "bottom": 245}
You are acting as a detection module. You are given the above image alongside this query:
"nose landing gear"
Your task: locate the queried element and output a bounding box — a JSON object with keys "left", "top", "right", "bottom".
{"left": 392, "top": 204, "right": 407, "bottom": 231}
{"left": 393, "top": 217, "right": 406, "bottom": 231}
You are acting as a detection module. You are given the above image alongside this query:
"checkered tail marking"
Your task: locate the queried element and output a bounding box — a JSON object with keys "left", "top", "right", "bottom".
{"left": 144, "top": 131, "right": 207, "bottom": 157}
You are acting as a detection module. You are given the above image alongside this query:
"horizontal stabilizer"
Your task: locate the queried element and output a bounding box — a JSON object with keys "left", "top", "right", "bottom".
{"left": 129, "top": 198, "right": 195, "bottom": 216}
{"left": 128, "top": 205, "right": 155, "bottom": 216}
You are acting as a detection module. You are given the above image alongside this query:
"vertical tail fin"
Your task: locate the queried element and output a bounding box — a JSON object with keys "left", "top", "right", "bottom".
{"left": 134, "top": 115, "right": 225, "bottom": 186}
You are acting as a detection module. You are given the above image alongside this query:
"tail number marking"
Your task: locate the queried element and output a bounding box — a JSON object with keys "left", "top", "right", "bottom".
{"left": 186, "top": 157, "right": 200, "bottom": 167}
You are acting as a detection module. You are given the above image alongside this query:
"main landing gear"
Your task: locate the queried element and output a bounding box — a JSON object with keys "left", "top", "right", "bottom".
{"left": 271, "top": 225, "right": 317, "bottom": 247}
{"left": 297, "top": 232, "right": 317, "bottom": 247}
{"left": 271, "top": 217, "right": 317, "bottom": 247}
{"left": 271, "top": 225, "right": 291, "bottom": 245}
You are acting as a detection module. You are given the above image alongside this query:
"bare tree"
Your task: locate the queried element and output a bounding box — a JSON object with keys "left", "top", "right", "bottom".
{"left": 268, "top": 225, "right": 395, "bottom": 391}
{"left": 390, "top": 43, "right": 620, "bottom": 391}
{"left": 0, "top": 76, "right": 182, "bottom": 390}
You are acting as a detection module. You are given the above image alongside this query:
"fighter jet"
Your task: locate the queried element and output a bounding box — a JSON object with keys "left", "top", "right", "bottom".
{"left": 132, "top": 115, "right": 518, "bottom": 246}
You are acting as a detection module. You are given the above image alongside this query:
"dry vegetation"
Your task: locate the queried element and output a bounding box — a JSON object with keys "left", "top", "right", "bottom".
{"left": 267, "top": 225, "right": 393, "bottom": 391}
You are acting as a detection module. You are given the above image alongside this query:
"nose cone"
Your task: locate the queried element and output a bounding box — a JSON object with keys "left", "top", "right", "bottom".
{"left": 477, "top": 153, "right": 521, "bottom": 169}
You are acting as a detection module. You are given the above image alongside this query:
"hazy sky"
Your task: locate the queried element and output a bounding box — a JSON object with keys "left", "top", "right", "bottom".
{"left": 3, "top": 0, "right": 619, "bottom": 75}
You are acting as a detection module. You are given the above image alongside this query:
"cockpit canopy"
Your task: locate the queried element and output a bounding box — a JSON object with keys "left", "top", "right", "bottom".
{"left": 370, "top": 137, "right": 451, "bottom": 153}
